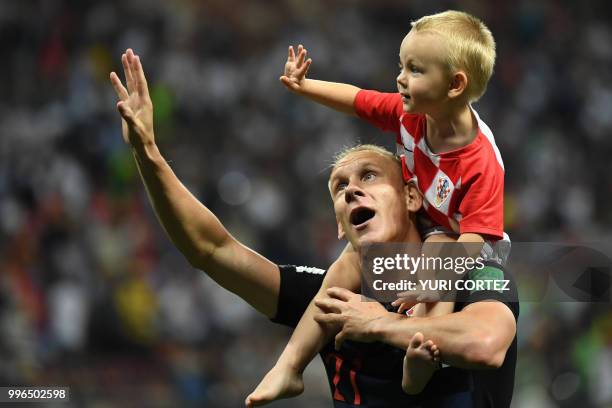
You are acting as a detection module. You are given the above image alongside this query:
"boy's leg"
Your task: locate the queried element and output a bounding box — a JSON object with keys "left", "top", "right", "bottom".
{"left": 406, "top": 233, "right": 457, "bottom": 317}
{"left": 245, "top": 244, "right": 360, "bottom": 407}
{"left": 402, "top": 332, "right": 440, "bottom": 395}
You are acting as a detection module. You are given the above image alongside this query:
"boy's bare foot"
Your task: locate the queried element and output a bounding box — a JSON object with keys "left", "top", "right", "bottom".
{"left": 245, "top": 364, "right": 304, "bottom": 407}
{"left": 402, "top": 332, "right": 440, "bottom": 394}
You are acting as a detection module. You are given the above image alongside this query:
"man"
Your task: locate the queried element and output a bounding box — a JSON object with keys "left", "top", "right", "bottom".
{"left": 109, "top": 48, "right": 518, "bottom": 407}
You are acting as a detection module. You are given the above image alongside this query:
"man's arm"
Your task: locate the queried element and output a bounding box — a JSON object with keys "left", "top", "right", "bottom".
{"left": 371, "top": 301, "right": 516, "bottom": 369}
{"left": 280, "top": 45, "right": 360, "bottom": 115}
{"left": 110, "top": 49, "right": 280, "bottom": 318}
{"left": 315, "top": 287, "right": 516, "bottom": 370}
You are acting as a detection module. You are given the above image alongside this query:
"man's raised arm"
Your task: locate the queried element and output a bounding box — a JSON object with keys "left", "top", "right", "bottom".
{"left": 109, "top": 49, "right": 280, "bottom": 318}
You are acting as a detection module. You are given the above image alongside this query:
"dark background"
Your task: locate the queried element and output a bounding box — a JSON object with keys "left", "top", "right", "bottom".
{"left": 1, "top": 0, "right": 611, "bottom": 406}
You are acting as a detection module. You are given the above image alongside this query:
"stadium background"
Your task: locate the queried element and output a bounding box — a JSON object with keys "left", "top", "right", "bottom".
{"left": 1, "top": 0, "right": 611, "bottom": 406}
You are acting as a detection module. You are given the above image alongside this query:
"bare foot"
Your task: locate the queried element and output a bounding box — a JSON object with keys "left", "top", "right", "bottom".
{"left": 245, "top": 364, "right": 304, "bottom": 407}
{"left": 402, "top": 332, "right": 440, "bottom": 394}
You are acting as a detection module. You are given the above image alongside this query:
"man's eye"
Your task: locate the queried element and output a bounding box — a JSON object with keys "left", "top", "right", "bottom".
{"left": 336, "top": 183, "right": 347, "bottom": 193}
{"left": 363, "top": 172, "right": 376, "bottom": 182}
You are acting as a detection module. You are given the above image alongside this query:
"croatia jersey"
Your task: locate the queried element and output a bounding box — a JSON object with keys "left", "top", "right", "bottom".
{"left": 354, "top": 90, "right": 505, "bottom": 240}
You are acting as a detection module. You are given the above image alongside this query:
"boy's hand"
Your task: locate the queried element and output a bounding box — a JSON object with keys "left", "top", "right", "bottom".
{"left": 109, "top": 48, "right": 155, "bottom": 148}
{"left": 279, "top": 44, "right": 312, "bottom": 93}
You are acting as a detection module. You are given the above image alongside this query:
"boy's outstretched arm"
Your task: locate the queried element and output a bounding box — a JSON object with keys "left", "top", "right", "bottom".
{"left": 109, "top": 49, "right": 280, "bottom": 318}
{"left": 280, "top": 44, "right": 360, "bottom": 116}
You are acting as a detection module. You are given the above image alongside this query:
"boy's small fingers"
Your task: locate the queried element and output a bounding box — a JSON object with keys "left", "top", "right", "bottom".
{"left": 396, "top": 291, "right": 419, "bottom": 301}
{"left": 303, "top": 62, "right": 311, "bottom": 77}
{"left": 297, "top": 49, "right": 306, "bottom": 66}
{"left": 288, "top": 46, "right": 295, "bottom": 61}
{"left": 299, "top": 58, "right": 312, "bottom": 73}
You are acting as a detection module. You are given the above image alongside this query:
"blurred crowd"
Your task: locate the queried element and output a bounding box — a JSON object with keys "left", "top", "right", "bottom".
{"left": 0, "top": 0, "right": 611, "bottom": 406}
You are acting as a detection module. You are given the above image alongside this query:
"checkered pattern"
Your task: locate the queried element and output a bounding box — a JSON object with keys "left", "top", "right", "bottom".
{"left": 355, "top": 90, "right": 506, "bottom": 240}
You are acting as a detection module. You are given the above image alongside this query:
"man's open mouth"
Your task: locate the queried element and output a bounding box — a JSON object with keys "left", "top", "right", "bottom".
{"left": 350, "top": 207, "right": 376, "bottom": 228}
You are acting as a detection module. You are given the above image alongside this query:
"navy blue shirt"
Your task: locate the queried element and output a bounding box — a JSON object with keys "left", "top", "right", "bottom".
{"left": 271, "top": 264, "right": 518, "bottom": 408}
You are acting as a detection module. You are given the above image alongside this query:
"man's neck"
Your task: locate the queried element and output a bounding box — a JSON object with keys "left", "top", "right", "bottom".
{"left": 425, "top": 104, "right": 477, "bottom": 154}
{"left": 402, "top": 226, "right": 422, "bottom": 244}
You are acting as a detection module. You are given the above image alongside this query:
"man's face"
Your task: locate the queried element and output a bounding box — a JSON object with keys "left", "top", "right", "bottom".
{"left": 396, "top": 30, "right": 451, "bottom": 114}
{"left": 329, "top": 151, "right": 414, "bottom": 250}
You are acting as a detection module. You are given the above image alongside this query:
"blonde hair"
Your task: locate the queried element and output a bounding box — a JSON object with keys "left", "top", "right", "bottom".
{"left": 331, "top": 144, "right": 399, "bottom": 169}
{"left": 328, "top": 144, "right": 400, "bottom": 192}
{"left": 411, "top": 10, "right": 496, "bottom": 102}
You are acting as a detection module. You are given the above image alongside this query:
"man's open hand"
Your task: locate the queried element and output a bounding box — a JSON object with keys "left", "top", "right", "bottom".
{"left": 109, "top": 49, "right": 154, "bottom": 148}
{"left": 314, "top": 287, "right": 389, "bottom": 351}
{"left": 279, "top": 44, "right": 312, "bottom": 92}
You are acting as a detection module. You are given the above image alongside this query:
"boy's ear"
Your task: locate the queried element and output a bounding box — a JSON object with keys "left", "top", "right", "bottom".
{"left": 337, "top": 217, "right": 346, "bottom": 240}
{"left": 404, "top": 182, "right": 423, "bottom": 213}
{"left": 448, "top": 71, "right": 468, "bottom": 99}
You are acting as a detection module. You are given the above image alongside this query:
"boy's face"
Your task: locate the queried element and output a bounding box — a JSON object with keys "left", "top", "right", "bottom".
{"left": 397, "top": 30, "right": 452, "bottom": 114}
{"left": 328, "top": 151, "right": 420, "bottom": 250}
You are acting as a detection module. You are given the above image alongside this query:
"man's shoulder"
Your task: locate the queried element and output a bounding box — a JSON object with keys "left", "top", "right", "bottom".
{"left": 455, "top": 263, "right": 519, "bottom": 320}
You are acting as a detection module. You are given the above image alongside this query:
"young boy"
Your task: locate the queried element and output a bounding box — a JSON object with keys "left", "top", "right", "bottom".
{"left": 246, "top": 10, "right": 507, "bottom": 406}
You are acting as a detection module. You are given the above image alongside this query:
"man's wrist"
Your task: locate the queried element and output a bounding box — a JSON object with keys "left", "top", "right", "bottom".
{"left": 131, "top": 141, "right": 161, "bottom": 165}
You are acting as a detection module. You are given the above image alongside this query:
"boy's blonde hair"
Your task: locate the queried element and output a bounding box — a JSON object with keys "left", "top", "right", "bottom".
{"left": 411, "top": 10, "right": 496, "bottom": 102}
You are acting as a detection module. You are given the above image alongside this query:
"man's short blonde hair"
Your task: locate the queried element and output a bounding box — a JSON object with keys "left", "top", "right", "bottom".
{"left": 411, "top": 10, "right": 496, "bottom": 102}
{"left": 328, "top": 144, "right": 400, "bottom": 192}
{"left": 331, "top": 144, "right": 399, "bottom": 169}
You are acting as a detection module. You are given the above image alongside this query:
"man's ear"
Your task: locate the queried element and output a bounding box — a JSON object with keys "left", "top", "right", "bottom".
{"left": 337, "top": 217, "right": 346, "bottom": 240}
{"left": 448, "top": 71, "right": 468, "bottom": 99}
{"left": 404, "top": 182, "right": 423, "bottom": 212}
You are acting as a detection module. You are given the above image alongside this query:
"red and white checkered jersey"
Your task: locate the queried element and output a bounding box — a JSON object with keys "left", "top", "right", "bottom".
{"left": 354, "top": 90, "right": 505, "bottom": 240}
